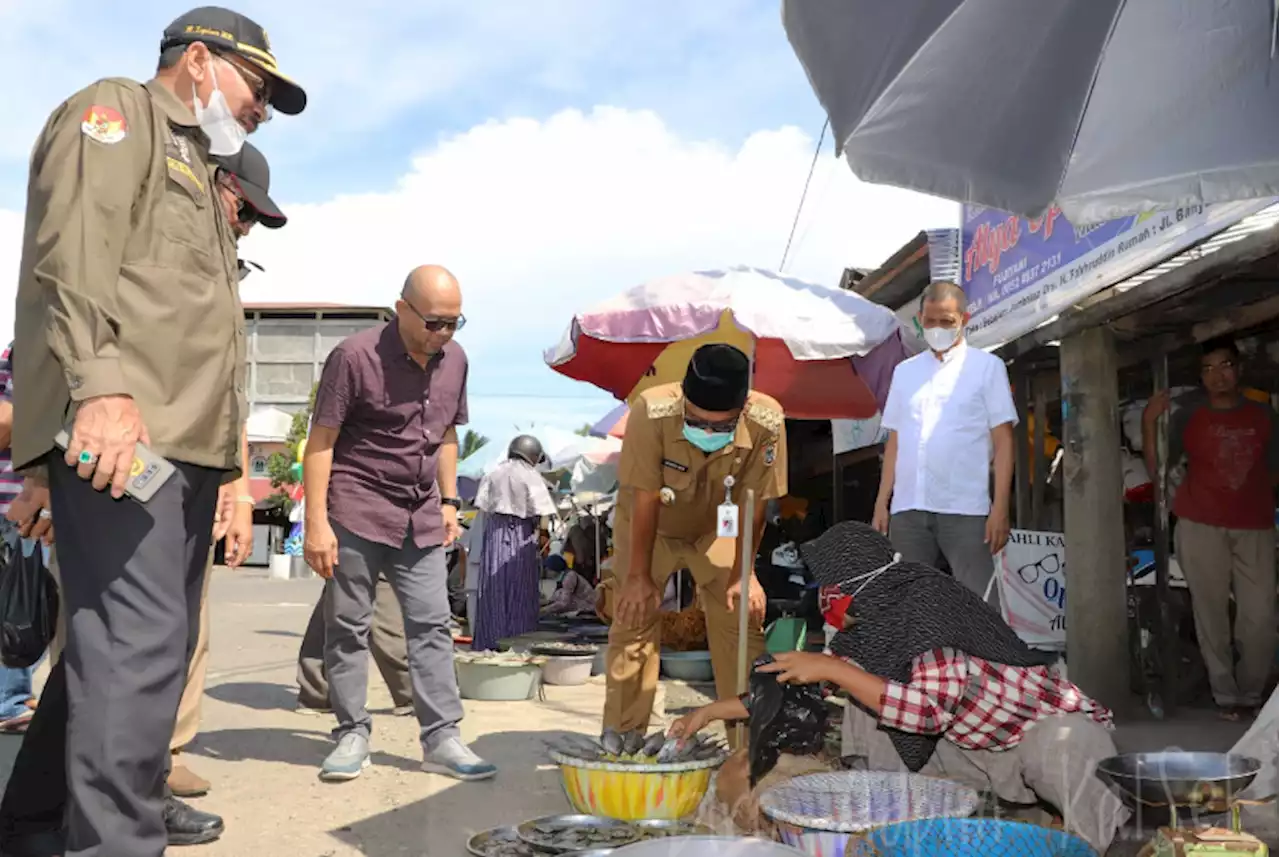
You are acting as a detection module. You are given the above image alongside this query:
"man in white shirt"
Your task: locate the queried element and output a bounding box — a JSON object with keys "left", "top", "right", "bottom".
{"left": 872, "top": 281, "right": 1018, "bottom": 606}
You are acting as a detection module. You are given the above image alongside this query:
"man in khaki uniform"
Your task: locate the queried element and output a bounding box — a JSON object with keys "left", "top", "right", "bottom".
{"left": 7, "top": 8, "right": 305, "bottom": 856}
{"left": 604, "top": 344, "right": 786, "bottom": 743}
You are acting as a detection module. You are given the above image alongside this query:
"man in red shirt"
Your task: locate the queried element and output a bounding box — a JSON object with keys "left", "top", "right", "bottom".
{"left": 1144, "top": 338, "right": 1278, "bottom": 719}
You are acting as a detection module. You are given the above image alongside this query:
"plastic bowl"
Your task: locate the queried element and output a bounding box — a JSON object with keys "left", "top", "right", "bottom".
{"left": 543, "top": 655, "right": 596, "bottom": 687}
{"left": 760, "top": 770, "right": 980, "bottom": 857}
{"left": 861, "top": 819, "right": 1095, "bottom": 857}
{"left": 455, "top": 658, "right": 542, "bottom": 701}
{"left": 550, "top": 749, "right": 727, "bottom": 822}
{"left": 611, "top": 837, "right": 806, "bottom": 856}
{"left": 659, "top": 650, "right": 714, "bottom": 682}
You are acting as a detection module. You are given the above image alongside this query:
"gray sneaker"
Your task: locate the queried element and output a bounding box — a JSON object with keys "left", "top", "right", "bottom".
{"left": 321, "top": 733, "right": 371, "bottom": 781}
{"left": 422, "top": 737, "right": 497, "bottom": 782}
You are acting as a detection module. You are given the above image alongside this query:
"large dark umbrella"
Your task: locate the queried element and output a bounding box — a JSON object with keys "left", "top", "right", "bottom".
{"left": 783, "top": 0, "right": 1278, "bottom": 223}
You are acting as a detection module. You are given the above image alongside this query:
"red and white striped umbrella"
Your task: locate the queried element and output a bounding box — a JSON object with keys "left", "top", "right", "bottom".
{"left": 546, "top": 266, "right": 907, "bottom": 419}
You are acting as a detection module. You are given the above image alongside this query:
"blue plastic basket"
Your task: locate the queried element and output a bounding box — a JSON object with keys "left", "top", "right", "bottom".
{"left": 860, "top": 818, "right": 1096, "bottom": 857}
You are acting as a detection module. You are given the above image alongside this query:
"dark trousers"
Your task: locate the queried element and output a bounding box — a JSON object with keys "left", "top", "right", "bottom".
{"left": 295, "top": 573, "right": 413, "bottom": 710}
{"left": 0, "top": 457, "right": 220, "bottom": 857}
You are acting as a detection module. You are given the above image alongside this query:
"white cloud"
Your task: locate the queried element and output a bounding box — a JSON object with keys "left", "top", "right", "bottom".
{"left": 0, "top": 106, "right": 957, "bottom": 442}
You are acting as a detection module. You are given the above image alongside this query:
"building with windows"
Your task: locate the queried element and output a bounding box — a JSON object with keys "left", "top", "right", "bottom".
{"left": 243, "top": 302, "right": 391, "bottom": 507}
{"left": 245, "top": 302, "right": 393, "bottom": 415}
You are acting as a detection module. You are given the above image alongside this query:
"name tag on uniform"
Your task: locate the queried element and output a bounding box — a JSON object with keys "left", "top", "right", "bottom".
{"left": 717, "top": 502, "right": 739, "bottom": 538}
{"left": 662, "top": 458, "right": 688, "bottom": 472}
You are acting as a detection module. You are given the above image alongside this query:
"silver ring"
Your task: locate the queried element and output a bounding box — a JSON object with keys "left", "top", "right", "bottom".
{"left": 37, "top": 509, "right": 51, "bottom": 520}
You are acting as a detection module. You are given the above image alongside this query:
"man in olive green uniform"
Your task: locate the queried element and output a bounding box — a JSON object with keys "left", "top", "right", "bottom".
{"left": 8, "top": 8, "right": 305, "bottom": 856}
{"left": 604, "top": 344, "right": 786, "bottom": 744}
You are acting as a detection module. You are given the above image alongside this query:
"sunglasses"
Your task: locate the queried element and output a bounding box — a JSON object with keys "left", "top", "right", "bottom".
{"left": 684, "top": 413, "right": 739, "bottom": 433}
{"left": 403, "top": 300, "right": 466, "bottom": 332}
{"left": 217, "top": 173, "right": 260, "bottom": 226}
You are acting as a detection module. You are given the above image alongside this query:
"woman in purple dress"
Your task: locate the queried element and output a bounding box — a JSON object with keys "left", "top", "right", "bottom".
{"left": 471, "top": 436, "right": 557, "bottom": 651}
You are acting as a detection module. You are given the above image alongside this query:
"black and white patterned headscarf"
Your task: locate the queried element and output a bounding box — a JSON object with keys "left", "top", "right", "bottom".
{"left": 799, "top": 521, "right": 1054, "bottom": 771}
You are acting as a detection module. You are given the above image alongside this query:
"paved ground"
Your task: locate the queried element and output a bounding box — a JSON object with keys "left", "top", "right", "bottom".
{"left": 0, "top": 567, "right": 1265, "bottom": 856}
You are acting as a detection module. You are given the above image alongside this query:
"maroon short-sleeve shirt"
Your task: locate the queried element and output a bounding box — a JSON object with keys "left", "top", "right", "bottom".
{"left": 312, "top": 322, "right": 469, "bottom": 549}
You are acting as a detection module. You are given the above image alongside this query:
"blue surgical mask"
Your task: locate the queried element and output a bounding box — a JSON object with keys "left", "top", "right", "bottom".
{"left": 683, "top": 423, "right": 734, "bottom": 453}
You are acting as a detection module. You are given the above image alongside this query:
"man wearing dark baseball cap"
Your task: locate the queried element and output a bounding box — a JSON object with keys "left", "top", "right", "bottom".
{"left": 215, "top": 141, "right": 287, "bottom": 233}
{"left": 161, "top": 6, "right": 307, "bottom": 116}
{"left": 4, "top": 6, "right": 304, "bottom": 853}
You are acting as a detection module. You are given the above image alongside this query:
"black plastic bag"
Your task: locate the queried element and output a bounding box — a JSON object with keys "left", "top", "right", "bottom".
{"left": 746, "top": 653, "right": 829, "bottom": 787}
{"left": 0, "top": 539, "right": 59, "bottom": 668}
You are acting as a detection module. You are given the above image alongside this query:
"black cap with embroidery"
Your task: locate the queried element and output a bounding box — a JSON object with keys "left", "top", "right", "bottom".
{"left": 214, "top": 142, "right": 286, "bottom": 229}
{"left": 161, "top": 6, "right": 307, "bottom": 115}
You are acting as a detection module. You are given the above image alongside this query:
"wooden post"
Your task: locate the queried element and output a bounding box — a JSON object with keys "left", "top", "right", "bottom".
{"left": 1150, "top": 355, "right": 1176, "bottom": 717}
{"left": 1059, "top": 326, "right": 1131, "bottom": 712}
{"left": 1032, "top": 381, "right": 1048, "bottom": 530}
{"left": 1013, "top": 368, "right": 1032, "bottom": 530}
{"left": 734, "top": 489, "right": 756, "bottom": 748}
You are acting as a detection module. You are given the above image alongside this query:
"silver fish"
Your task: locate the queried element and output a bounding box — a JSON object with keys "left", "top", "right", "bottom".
{"left": 599, "top": 728, "right": 625, "bottom": 757}
{"left": 621, "top": 730, "right": 645, "bottom": 756}
{"left": 640, "top": 731, "right": 667, "bottom": 757}
{"left": 655, "top": 737, "right": 683, "bottom": 764}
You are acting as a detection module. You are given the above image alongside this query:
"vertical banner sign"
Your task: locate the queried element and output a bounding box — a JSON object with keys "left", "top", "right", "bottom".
{"left": 996, "top": 529, "right": 1067, "bottom": 650}
{"left": 960, "top": 198, "right": 1273, "bottom": 350}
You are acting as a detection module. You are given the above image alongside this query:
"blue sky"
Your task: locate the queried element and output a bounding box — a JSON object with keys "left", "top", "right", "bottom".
{"left": 0, "top": 0, "right": 958, "bottom": 449}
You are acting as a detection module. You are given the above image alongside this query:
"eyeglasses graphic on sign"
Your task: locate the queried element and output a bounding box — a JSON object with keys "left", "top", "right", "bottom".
{"left": 1015, "top": 552, "right": 1062, "bottom": 585}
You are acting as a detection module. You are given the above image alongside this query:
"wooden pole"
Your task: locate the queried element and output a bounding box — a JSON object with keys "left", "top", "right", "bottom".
{"left": 735, "top": 488, "right": 756, "bottom": 748}
{"left": 1060, "top": 326, "right": 1131, "bottom": 712}
{"left": 1032, "top": 381, "right": 1048, "bottom": 530}
{"left": 1150, "top": 354, "right": 1176, "bottom": 717}
{"left": 1013, "top": 367, "right": 1032, "bottom": 529}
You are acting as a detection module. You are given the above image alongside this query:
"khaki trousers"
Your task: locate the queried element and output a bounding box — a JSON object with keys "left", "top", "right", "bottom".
{"left": 603, "top": 507, "right": 765, "bottom": 747}
{"left": 1176, "top": 519, "right": 1279, "bottom": 708}
{"left": 171, "top": 549, "right": 214, "bottom": 751}
{"left": 46, "top": 547, "right": 213, "bottom": 752}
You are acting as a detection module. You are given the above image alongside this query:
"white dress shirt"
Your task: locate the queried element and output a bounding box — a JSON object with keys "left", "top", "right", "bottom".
{"left": 882, "top": 340, "right": 1018, "bottom": 516}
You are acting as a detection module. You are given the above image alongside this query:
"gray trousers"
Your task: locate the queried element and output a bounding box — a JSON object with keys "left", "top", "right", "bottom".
{"left": 841, "top": 706, "right": 1129, "bottom": 854}
{"left": 324, "top": 523, "right": 464, "bottom": 755}
{"left": 890, "top": 510, "right": 1001, "bottom": 611}
{"left": 297, "top": 572, "right": 412, "bottom": 710}
{"left": 49, "top": 456, "right": 220, "bottom": 857}
{"left": 1176, "top": 519, "right": 1279, "bottom": 708}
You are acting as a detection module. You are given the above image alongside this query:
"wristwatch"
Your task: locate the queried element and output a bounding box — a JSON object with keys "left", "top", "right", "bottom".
{"left": 441, "top": 497, "right": 462, "bottom": 510}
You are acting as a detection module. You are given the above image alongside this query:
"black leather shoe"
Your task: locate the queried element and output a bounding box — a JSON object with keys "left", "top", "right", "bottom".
{"left": 164, "top": 797, "right": 224, "bottom": 846}
{"left": 0, "top": 829, "right": 65, "bottom": 857}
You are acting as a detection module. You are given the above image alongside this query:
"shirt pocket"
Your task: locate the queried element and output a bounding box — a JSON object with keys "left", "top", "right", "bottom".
{"left": 152, "top": 151, "right": 220, "bottom": 278}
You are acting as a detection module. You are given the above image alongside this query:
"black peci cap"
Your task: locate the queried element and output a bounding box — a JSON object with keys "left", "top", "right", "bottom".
{"left": 162, "top": 6, "right": 307, "bottom": 115}
{"left": 682, "top": 343, "right": 750, "bottom": 412}
{"left": 214, "top": 142, "right": 286, "bottom": 229}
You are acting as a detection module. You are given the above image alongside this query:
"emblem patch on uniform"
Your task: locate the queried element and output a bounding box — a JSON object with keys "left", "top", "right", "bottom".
{"left": 661, "top": 458, "right": 688, "bottom": 473}
{"left": 81, "top": 105, "right": 127, "bottom": 144}
{"left": 764, "top": 442, "right": 776, "bottom": 466}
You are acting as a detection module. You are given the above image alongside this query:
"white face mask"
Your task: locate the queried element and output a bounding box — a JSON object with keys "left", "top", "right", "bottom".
{"left": 192, "top": 58, "right": 247, "bottom": 156}
{"left": 923, "top": 325, "right": 962, "bottom": 353}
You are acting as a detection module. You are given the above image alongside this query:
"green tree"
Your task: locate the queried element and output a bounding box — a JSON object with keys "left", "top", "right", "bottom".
{"left": 460, "top": 429, "right": 489, "bottom": 460}
{"left": 264, "top": 384, "right": 317, "bottom": 509}
{"left": 574, "top": 423, "right": 593, "bottom": 437}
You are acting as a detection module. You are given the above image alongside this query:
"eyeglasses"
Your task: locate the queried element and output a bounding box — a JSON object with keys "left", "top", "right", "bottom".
{"left": 403, "top": 300, "right": 466, "bottom": 333}
{"left": 213, "top": 51, "right": 273, "bottom": 119}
